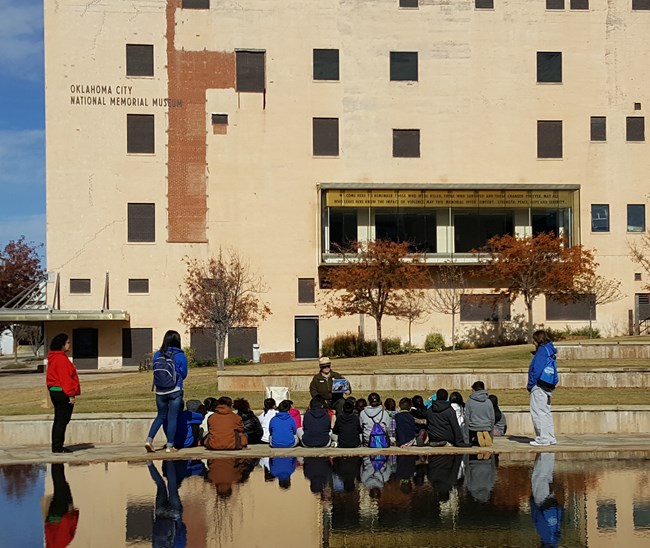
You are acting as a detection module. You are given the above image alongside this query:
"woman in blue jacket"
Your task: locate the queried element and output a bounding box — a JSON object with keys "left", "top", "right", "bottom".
{"left": 145, "top": 330, "right": 188, "bottom": 453}
{"left": 527, "top": 330, "right": 558, "bottom": 447}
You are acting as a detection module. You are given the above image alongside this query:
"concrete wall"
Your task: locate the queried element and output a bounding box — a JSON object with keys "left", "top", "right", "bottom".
{"left": 2, "top": 407, "right": 649, "bottom": 446}
{"left": 557, "top": 344, "right": 650, "bottom": 360}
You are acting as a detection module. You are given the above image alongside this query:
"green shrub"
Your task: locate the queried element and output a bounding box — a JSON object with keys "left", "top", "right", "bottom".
{"left": 321, "top": 332, "right": 380, "bottom": 357}
{"left": 224, "top": 356, "right": 249, "bottom": 365}
{"left": 191, "top": 359, "right": 216, "bottom": 368}
{"left": 424, "top": 332, "right": 445, "bottom": 352}
{"left": 382, "top": 337, "right": 402, "bottom": 355}
{"left": 546, "top": 325, "right": 600, "bottom": 341}
{"left": 183, "top": 346, "right": 196, "bottom": 367}
{"left": 402, "top": 342, "right": 421, "bottom": 353}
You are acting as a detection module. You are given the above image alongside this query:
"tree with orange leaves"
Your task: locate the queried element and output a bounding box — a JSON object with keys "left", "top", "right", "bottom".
{"left": 178, "top": 249, "right": 271, "bottom": 371}
{"left": 475, "top": 232, "right": 596, "bottom": 341}
{"left": 323, "top": 240, "right": 429, "bottom": 356}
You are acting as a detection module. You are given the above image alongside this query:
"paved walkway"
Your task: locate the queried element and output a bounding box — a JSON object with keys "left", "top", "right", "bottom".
{"left": 2, "top": 434, "right": 649, "bottom": 466}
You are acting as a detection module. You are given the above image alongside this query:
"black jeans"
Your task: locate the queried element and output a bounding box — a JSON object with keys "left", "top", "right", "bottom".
{"left": 50, "top": 391, "right": 74, "bottom": 452}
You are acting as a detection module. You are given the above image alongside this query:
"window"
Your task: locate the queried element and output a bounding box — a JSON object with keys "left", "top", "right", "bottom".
{"left": 182, "top": 0, "right": 209, "bottom": 8}
{"left": 128, "top": 279, "right": 150, "bottom": 293}
{"left": 313, "top": 118, "right": 339, "bottom": 156}
{"left": 597, "top": 500, "right": 617, "bottom": 530}
{"left": 127, "top": 114, "right": 154, "bottom": 154}
{"left": 475, "top": 0, "right": 494, "bottom": 7}
{"left": 546, "top": 0, "right": 565, "bottom": 8}
{"left": 313, "top": 49, "right": 339, "bottom": 81}
{"left": 70, "top": 279, "right": 91, "bottom": 294}
{"left": 122, "top": 328, "right": 153, "bottom": 367}
{"left": 590, "top": 116, "right": 606, "bottom": 141}
{"left": 537, "top": 52, "right": 562, "bottom": 83}
{"left": 236, "top": 50, "right": 265, "bottom": 93}
{"left": 455, "top": 211, "right": 514, "bottom": 252}
{"left": 228, "top": 327, "right": 257, "bottom": 361}
{"left": 376, "top": 209, "right": 436, "bottom": 252}
{"left": 537, "top": 120, "right": 563, "bottom": 159}
{"left": 390, "top": 52, "right": 418, "bottom": 81}
{"left": 633, "top": 502, "right": 650, "bottom": 529}
{"left": 635, "top": 102, "right": 642, "bottom": 111}
{"left": 126, "top": 45, "right": 153, "bottom": 77}
{"left": 591, "top": 204, "right": 610, "bottom": 232}
{"left": 635, "top": 273, "right": 643, "bottom": 281}
{"left": 627, "top": 116, "right": 645, "bottom": 141}
{"left": 546, "top": 294, "right": 594, "bottom": 321}
{"left": 393, "top": 129, "right": 420, "bottom": 158}
{"left": 627, "top": 204, "right": 646, "bottom": 232}
{"left": 211, "top": 113, "right": 228, "bottom": 134}
{"left": 633, "top": 0, "right": 650, "bottom": 10}
{"left": 570, "top": 0, "right": 588, "bottom": 9}
{"left": 128, "top": 203, "right": 155, "bottom": 242}
{"left": 400, "top": 0, "right": 419, "bottom": 6}
{"left": 298, "top": 278, "right": 316, "bottom": 303}
{"left": 328, "top": 208, "right": 357, "bottom": 251}
{"left": 460, "top": 294, "right": 511, "bottom": 322}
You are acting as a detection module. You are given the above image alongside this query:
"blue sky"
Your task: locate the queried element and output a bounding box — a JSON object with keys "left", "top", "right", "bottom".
{"left": 0, "top": 0, "right": 45, "bottom": 249}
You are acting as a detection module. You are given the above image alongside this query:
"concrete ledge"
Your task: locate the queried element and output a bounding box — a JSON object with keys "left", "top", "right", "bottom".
{"left": 557, "top": 343, "right": 650, "bottom": 360}
{"left": 1, "top": 407, "right": 649, "bottom": 446}
{"left": 216, "top": 368, "right": 650, "bottom": 392}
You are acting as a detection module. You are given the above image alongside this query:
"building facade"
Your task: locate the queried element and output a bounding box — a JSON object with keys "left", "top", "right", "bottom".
{"left": 45, "top": 0, "right": 650, "bottom": 367}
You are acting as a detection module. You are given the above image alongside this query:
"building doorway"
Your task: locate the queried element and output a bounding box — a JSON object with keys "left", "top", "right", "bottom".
{"left": 295, "top": 317, "right": 319, "bottom": 359}
{"left": 72, "top": 327, "right": 98, "bottom": 369}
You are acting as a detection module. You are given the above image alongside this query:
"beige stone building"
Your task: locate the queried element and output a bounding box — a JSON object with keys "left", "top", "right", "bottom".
{"left": 43, "top": 0, "right": 650, "bottom": 368}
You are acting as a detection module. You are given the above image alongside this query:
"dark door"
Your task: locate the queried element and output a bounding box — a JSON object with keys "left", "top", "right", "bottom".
{"left": 228, "top": 327, "right": 257, "bottom": 361}
{"left": 72, "top": 328, "right": 99, "bottom": 369}
{"left": 122, "top": 328, "right": 153, "bottom": 366}
{"left": 295, "top": 317, "right": 319, "bottom": 359}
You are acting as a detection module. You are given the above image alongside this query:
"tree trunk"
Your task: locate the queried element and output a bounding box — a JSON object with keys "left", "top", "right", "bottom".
{"left": 215, "top": 330, "right": 227, "bottom": 371}
{"left": 526, "top": 300, "right": 534, "bottom": 342}
{"left": 376, "top": 317, "right": 383, "bottom": 356}
{"left": 451, "top": 312, "right": 456, "bottom": 352}
{"left": 12, "top": 326, "right": 18, "bottom": 364}
{"left": 408, "top": 320, "right": 413, "bottom": 347}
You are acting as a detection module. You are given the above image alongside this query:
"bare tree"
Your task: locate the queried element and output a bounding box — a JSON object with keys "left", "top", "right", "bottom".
{"left": 585, "top": 275, "right": 625, "bottom": 336}
{"left": 629, "top": 234, "right": 650, "bottom": 290}
{"left": 178, "top": 249, "right": 271, "bottom": 371}
{"left": 11, "top": 324, "right": 43, "bottom": 362}
{"left": 396, "top": 289, "right": 428, "bottom": 349}
{"left": 428, "top": 264, "right": 468, "bottom": 351}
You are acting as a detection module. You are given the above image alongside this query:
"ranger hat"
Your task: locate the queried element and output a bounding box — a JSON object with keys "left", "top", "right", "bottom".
{"left": 319, "top": 356, "right": 332, "bottom": 369}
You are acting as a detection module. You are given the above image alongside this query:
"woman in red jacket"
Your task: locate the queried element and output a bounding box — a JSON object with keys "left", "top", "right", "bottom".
{"left": 46, "top": 333, "right": 80, "bottom": 453}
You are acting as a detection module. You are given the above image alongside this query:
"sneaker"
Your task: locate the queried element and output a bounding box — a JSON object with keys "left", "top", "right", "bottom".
{"left": 145, "top": 441, "right": 155, "bottom": 453}
{"left": 165, "top": 446, "right": 178, "bottom": 453}
{"left": 530, "top": 440, "right": 551, "bottom": 447}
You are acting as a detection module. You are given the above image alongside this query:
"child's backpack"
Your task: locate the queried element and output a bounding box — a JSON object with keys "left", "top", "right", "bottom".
{"left": 368, "top": 414, "right": 389, "bottom": 449}
{"left": 538, "top": 346, "right": 559, "bottom": 388}
{"left": 152, "top": 351, "right": 177, "bottom": 391}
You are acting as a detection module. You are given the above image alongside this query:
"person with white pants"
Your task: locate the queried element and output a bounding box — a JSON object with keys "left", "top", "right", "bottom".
{"left": 527, "top": 330, "right": 558, "bottom": 446}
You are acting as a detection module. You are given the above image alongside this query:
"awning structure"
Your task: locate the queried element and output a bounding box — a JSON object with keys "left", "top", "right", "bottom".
{"left": 0, "top": 309, "right": 129, "bottom": 322}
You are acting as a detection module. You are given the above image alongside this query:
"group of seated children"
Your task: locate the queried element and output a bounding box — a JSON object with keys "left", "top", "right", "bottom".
{"left": 186, "top": 380, "right": 506, "bottom": 451}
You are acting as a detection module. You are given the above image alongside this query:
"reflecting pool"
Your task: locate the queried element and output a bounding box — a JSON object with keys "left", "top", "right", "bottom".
{"left": 1, "top": 452, "right": 649, "bottom": 547}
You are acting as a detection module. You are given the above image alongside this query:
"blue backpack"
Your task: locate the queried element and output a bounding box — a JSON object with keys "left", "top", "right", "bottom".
{"left": 538, "top": 345, "right": 559, "bottom": 387}
{"left": 368, "top": 415, "right": 389, "bottom": 449}
{"left": 152, "top": 351, "right": 177, "bottom": 391}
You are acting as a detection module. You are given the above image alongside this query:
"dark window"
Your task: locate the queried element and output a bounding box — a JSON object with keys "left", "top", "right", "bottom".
{"left": 72, "top": 328, "right": 99, "bottom": 369}
{"left": 127, "top": 114, "right": 154, "bottom": 154}
{"left": 126, "top": 45, "right": 154, "bottom": 77}
{"left": 537, "top": 52, "right": 562, "bottom": 83}
{"left": 635, "top": 102, "right": 642, "bottom": 110}
{"left": 591, "top": 116, "right": 606, "bottom": 141}
{"left": 313, "top": 118, "right": 339, "bottom": 156}
{"left": 627, "top": 204, "right": 646, "bottom": 232}
{"left": 546, "top": 294, "right": 594, "bottom": 321}
{"left": 475, "top": 0, "right": 494, "bottom": 7}
{"left": 633, "top": 502, "right": 650, "bottom": 529}
{"left": 211, "top": 114, "right": 228, "bottom": 125}
{"left": 570, "top": 0, "right": 588, "bottom": 9}
{"left": 190, "top": 328, "right": 216, "bottom": 360}
{"left": 128, "top": 203, "right": 155, "bottom": 242}
{"left": 228, "top": 327, "right": 257, "bottom": 361}
{"left": 591, "top": 204, "right": 610, "bottom": 232}
{"left": 400, "top": 0, "right": 419, "bottom": 6}
{"left": 634, "top": 0, "right": 650, "bottom": 9}
{"left": 454, "top": 211, "right": 514, "bottom": 252}
{"left": 460, "top": 294, "right": 511, "bottom": 322}
{"left": 375, "top": 209, "right": 436, "bottom": 253}
{"left": 390, "top": 52, "right": 418, "bottom": 81}
{"left": 298, "top": 278, "right": 316, "bottom": 303}
{"left": 313, "top": 49, "right": 339, "bottom": 81}
{"left": 128, "top": 278, "right": 150, "bottom": 293}
{"left": 532, "top": 209, "right": 560, "bottom": 236}
{"left": 537, "top": 120, "right": 563, "bottom": 159}
{"left": 329, "top": 208, "right": 357, "bottom": 251}
{"left": 236, "top": 50, "right": 265, "bottom": 92}
{"left": 635, "top": 273, "right": 643, "bottom": 281}
{"left": 627, "top": 116, "right": 645, "bottom": 141}
{"left": 546, "top": 0, "right": 565, "bottom": 8}
{"left": 182, "top": 0, "right": 209, "bottom": 8}
{"left": 393, "top": 129, "right": 420, "bottom": 158}
{"left": 70, "top": 279, "right": 91, "bottom": 294}
{"left": 597, "top": 501, "right": 617, "bottom": 530}
{"left": 122, "top": 328, "right": 153, "bottom": 367}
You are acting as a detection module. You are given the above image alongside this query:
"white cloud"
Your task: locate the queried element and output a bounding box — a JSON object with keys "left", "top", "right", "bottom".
{"left": 0, "top": 0, "right": 43, "bottom": 81}
{"left": 0, "top": 129, "right": 45, "bottom": 188}
{"left": 0, "top": 213, "right": 46, "bottom": 249}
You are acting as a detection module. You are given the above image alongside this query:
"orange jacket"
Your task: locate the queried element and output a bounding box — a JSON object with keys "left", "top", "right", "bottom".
{"left": 46, "top": 351, "right": 81, "bottom": 396}
{"left": 205, "top": 405, "right": 247, "bottom": 450}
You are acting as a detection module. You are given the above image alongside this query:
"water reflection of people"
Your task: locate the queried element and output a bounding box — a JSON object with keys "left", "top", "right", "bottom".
{"left": 465, "top": 454, "right": 497, "bottom": 503}
{"left": 530, "top": 453, "right": 564, "bottom": 548}
{"left": 148, "top": 460, "right": 186, "bottom": 548}
{"left": 303, "top": 457, "right": 332, "bottom": 494}
{"left": 206, "top": 458, "right": 258, "bottom": 497}
{"left": 269, "top": 457, "right": 297, "bottom": 490}
{"left": 45, "top": 464, "right": 79, "bottom": 548}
